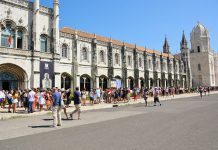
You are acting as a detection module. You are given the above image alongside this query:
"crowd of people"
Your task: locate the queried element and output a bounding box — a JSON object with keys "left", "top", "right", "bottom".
{"left": 0, "top": 86, "right": 215, "bottom": 127}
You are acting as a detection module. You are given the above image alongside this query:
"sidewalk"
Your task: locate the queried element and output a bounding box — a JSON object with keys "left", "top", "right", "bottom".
{"left": 1, "top": 91, "right": 217, "bottom": 120}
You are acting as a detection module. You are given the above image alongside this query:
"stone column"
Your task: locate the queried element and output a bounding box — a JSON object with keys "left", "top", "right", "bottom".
{"left": 148, "top": 79, "right": 151, "bottom": 89}
{"left": 55, "top": 73, "right": 61, "bottom": 88}
{"left": 76, "top": 75, "right": 80, "bottom": 89}
{"left": 15, "top": 30, "right": 17, "bottom": 49}
{"left": 91, "top": 37, "right": 97, "bottom": 89}
{"left": 134, "top": 48, "right": 139, "bottom": 88}
{"left": 121, "top": 44, "right": 127, "bottom": 88}
{"left": 108, "top": 41, "right": 114, "bottom": 87}
{"left": 96, "top": 76, "right": 99, "bottom": 88}
{"left": 24, "top": 33, "right": 28, "bottom": 50}
{"left": 0, "top": 28, "right": 2, "bottom": 47}
{"left": 164, "top": 79, "right": 166, "bottom": 88}
{"left": 183, "top": 79, "right": 185, "bottom": 88}
{"left": 138, "top": 79, "right": 141, "bottom": 89}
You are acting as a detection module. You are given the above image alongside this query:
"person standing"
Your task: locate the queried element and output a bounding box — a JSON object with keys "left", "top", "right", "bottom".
{"left": 38, "top": 89, "right": 46, "bottom": 111}
{"left": 81, "top": 89, "right": 87, "bottom": 106}
{"left": 153, "top": 88, "right": 161, "bottom": 106}
{"left": 70, "top": 87, "right": 81, "bottom": 120}
{"left": 143, "top": 88, "right": 148, "bottom": 107}
{"left": 52, "top": 88, "right": 62, "bottom": 127}
{"left": 28, "top": 88, "right": 35, "bottom": 113}
{"left": 89, "top": 89, "right": 94, "bottom": 106}
{"left": 199, "top": 86, "right": 203, "bottom": 98}
{"left": 11, "top": 90, "right": 19, "bottom": 113}
{"left": 207, "top": 87, "right": 210, "bottom": 96}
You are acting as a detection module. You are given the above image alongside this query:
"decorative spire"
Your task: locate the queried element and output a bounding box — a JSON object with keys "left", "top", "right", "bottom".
{"left": 180, "top": 31, "right": 188, "bottom": 49}
{"left": 163, "top": 35, "right": 170, "bottom": 54}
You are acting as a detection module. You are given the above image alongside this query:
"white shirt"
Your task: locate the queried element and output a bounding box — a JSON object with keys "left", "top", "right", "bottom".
{"left": 28, "top": 90, "right": 35, "bottom": 102}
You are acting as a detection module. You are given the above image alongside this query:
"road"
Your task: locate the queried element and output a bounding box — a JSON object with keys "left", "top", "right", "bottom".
{"left": 0, "top": 94, "right": 218, "bottom": 150}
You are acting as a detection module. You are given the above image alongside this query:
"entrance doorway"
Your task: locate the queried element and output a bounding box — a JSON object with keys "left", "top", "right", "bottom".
{"left": 0, "top": 63, "right": 27, "bottom": 90}
{"left": 2, "top": 81, "right": 10, "bottom": 90}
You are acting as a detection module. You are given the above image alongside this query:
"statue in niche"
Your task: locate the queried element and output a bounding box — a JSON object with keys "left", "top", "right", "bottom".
{"left": 42, "top": 73, "right": 52, "bottom": 89}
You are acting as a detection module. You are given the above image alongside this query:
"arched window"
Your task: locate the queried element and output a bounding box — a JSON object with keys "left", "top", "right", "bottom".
{"left": 139, "top": 57, "right": 142, "bottom": 67}
{"left": 40, "top": 35, "right": 47, "bottom": 52}
{"left": 62, "top": 44, "right": 68, "bottom": 58}
{"left": 99, "top": 50, "right": 104, "bottom": 62}
{"left": 82, "top": 47, "right": 88, "bottom": 60}
{"left": 115, "top": 53, "right": 119, "bottom": 64}
{"left": 128, "top": 55, "right": 132, "bottom": 66}
{"left": 1, "top": 24, "right": 15, "bottom": 48}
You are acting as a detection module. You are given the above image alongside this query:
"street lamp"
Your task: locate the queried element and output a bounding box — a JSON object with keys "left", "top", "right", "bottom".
{"left": 62, "top": 75, "right": 66, "bottom": 90}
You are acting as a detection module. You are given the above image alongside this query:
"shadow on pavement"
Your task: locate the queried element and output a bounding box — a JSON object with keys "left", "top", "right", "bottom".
{"left": 28, "top": 125, "right": 53, "bottom": 128}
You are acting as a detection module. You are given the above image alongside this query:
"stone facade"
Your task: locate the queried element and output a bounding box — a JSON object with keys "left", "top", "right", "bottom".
{"left": 190, "top": 23, "right": 218, "bottom": 87}
{"left": 0, "top": 0, "right": 194, "bottom": 90}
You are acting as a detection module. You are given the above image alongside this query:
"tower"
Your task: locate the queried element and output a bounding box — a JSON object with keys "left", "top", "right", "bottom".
{"left": 163, "top": 36, "right": 170, "bottom": 54}
{"left": 190, "top": 22, "right": 215, "bottom": 87}
{"left": 180, "top": 31, "right": 192, "bottom": 88}
{"left": 191, "top": 22, "right": 211, "bottom": 53}
{"left": 53, "top": 0, "right": 60, "bottom": 54}
{"left": 33, "top": 0, "right": 40, "bottom": 51}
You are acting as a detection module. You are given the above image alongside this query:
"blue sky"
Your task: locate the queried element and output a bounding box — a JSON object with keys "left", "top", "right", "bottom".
{"left": 38, "top": 0, "right": 218, "bottom": 54}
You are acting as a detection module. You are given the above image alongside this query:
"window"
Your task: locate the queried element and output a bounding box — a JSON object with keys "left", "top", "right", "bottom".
{"left": 1, "top": 24, "right": 15, "bottom": 48}
{"left": 99, "top": 50, "right": 104, "bottom": 62}
{"left": 82, "top": 47, "right": 88, "bottom": 60}
{"left": 17, "top": 30, "right": 23, "bottom": 49}
{"left": 128, "top": 55, "right": 132, "bottom": 66}
{"left": 115, "top": 53, "right": 119, "bottom": 64}
{"left": 198, "top": 64, "right": 201, "bottom": 71}
{"left": 62, "top": 44, "right": 68, "bottom": 58}
{"left": 40, "top": 35, "right": 47, "bottom": 52}
{"left": 197, "top": 46, "right": 200, "bottom": 52}
{"left": 139, "top": 57, "right": 142, "bottom": 67}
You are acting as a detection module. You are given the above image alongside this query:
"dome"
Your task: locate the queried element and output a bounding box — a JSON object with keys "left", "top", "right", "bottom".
{"left": 192, "top": 22, "right": 209, "bottom": 37}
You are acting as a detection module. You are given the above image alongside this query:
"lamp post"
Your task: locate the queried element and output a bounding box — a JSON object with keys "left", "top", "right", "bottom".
{"left": 82, "top": 77, "right": 87, "bottom": 90}
{"left": 62, "top": 75, "right": 66, "bottom": 90}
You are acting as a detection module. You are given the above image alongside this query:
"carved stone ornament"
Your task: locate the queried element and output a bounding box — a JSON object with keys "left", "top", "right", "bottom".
{"left": 18, "top": 17, "right": 23, "bottom": 25}
{"left": 6, "top": 8, "right": 12, "bottom": 18}
{"left": 43, "top": 25, "right": 46, "bottom": 32}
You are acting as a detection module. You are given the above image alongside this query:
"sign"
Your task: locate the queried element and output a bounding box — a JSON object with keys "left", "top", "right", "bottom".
{"left": 40, "top": 61, "right": 54, "bottom": 88}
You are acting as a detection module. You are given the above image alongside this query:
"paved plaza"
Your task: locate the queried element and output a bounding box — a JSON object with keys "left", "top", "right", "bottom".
{"left": 1, "top": 91, "right": 218, "bottom": 120}
{"left": 0, "top": 93, "right": 218, "bottom": 150}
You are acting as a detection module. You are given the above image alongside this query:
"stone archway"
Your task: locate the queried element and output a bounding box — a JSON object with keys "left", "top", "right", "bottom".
{"left": 61, "top": 72, "right": 73, "bottom": 90}
{"left": 128, "top": 76, "right": 134, "bottom": 90}
{"left": 0, "top": 63, "right": 28, "bottom": 90}
{"left": 99, "top": 75, "right": 108, "bottom": 90}
{"left": 80, "top": 74, "right": 91, "bottom": 91}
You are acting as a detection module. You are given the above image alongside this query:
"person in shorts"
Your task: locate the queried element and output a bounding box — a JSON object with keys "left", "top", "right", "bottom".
{"left": 70, "top": 87, "right": 81, "bottom": 120}
{"left": 89, "top": 89, "right": 94, "bottom": 105}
